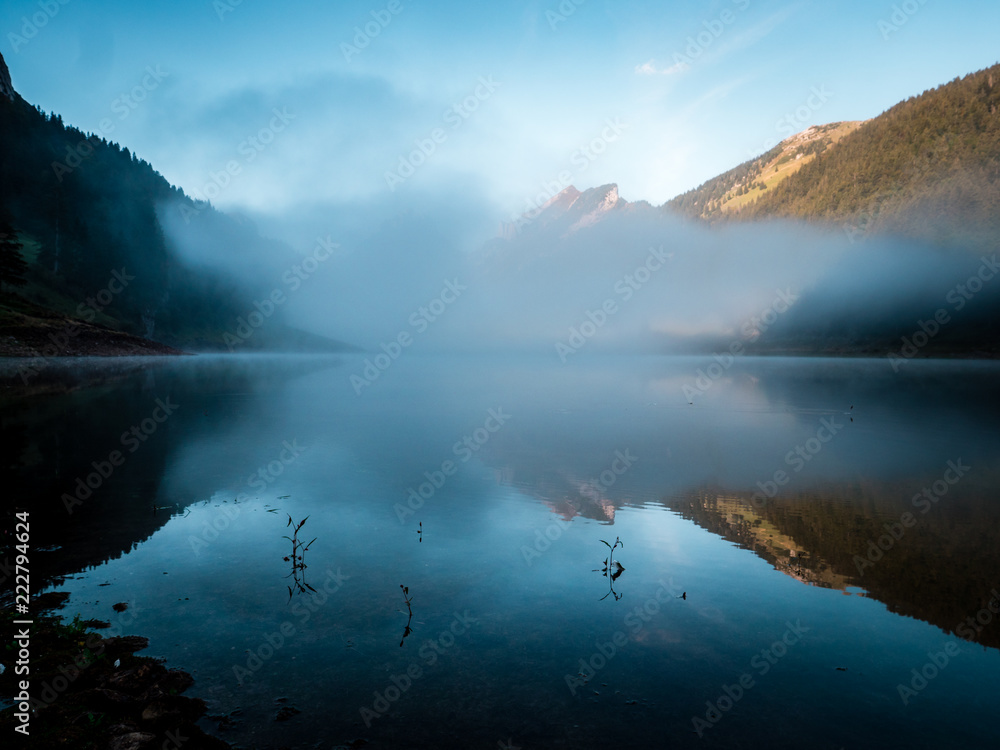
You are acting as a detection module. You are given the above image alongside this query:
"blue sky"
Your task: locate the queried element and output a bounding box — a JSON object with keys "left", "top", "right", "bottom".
{"left": 4, "top": 0, "right": 999, "bottom": 221}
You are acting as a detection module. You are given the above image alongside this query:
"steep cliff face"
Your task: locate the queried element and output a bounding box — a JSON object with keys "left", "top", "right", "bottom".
{"left": 0, "top": 51, "right": 16, "bottom": 101}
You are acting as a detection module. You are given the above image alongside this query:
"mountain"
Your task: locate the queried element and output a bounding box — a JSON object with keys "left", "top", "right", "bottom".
{"left": 664, "top": 121, "right": 865, "bottom": 221}
{"left": 668, "top": 63, "right": 1000, "bottom": 249}
{"left": 663, "top": 481, "right": 1000, "bottom": 651}
{"left": 497, "top": 183, "right": 657, "bottom": 240}
{"left": 0, "top": 52, "right": 353, "bottom": 355}
{"left": 477, "top": 63, "right": 1000, "bottom": 359}
{"left": 0, "top": 52, "right": 14, "bottom": 102}
{"left": 531, "top": 64, "right": 1000, "bottom": 250}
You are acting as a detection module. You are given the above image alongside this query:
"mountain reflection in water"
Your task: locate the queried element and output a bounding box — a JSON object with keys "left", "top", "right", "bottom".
{"left": 6, "top": 353, "right": 1000, "bottom": 749}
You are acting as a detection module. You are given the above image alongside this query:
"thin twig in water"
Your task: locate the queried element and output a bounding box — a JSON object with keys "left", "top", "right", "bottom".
{"left": 399, "top": 584, "right": 414, "bottom": 646}
{"left": 283, "top": 515, "right": 316, "bottom": 600}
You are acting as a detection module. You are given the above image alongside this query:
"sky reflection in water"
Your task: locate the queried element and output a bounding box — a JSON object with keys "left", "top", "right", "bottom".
{"left": 17, "top": 353, "right": 1000, "bottom": 749}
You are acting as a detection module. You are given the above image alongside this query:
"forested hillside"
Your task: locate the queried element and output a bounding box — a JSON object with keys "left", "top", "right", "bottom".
{"left": 725, "top": 64, "right": 1000, "bottom": 248}
{"left": 0, "top": 58, "right": 347, "bottom": 353}
{"left": 665, "top": 122, "right": 864, "bottom": 221}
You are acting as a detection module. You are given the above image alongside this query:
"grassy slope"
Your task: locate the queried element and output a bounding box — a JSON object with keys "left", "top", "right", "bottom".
{"left": 721, "top": 121, "right": 865, "bottom": 213}
{"left": 663, "top": 121, "right": 865, "bottom": 221}
{"left": 664, "top": 63, "right": 1000, "bottom": 254}
{"left": 731, "top": 64, "right": 1000, "bottom": 247}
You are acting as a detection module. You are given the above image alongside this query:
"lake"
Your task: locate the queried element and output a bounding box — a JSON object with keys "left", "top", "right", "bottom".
{"left": 7, "top": 353, "right": 1000, "bottom": 749}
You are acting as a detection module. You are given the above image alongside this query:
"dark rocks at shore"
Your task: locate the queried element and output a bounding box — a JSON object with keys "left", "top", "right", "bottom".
{"left": 0, "top": 293, "right": 185, "bottom": 359}
{"left": 0, "top": 317, "right": 184, "bottom": 358}
{"left": 0, "top": 594, "right": 231, "bottom": 750}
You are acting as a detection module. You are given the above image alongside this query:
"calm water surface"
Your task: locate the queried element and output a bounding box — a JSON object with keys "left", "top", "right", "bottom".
{"left": 6, "top": 353, "right": 1000, "bottom": 749}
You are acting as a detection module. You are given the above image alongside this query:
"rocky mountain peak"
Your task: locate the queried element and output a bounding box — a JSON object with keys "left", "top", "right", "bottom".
{"left": 0, "top": 52, "right": 16, "bottom": 102}
{"left": 497, "top": 182, "right": 632, "bottom": 240}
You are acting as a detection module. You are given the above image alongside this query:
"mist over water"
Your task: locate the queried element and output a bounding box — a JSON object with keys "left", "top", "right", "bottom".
{"left": 7, "top": 2, "right": 1000, "bottom": 747}
{"left": 14, "top": 353, "right": 1000, "bottom": 749}
{"left": 159, "top": 193, "right": 1000, "bottom": 358}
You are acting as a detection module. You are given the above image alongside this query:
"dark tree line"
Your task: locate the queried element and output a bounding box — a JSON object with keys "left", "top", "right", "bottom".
{"left": 0, "top": 90, "right": 269, "bottom": 347}
{"left": 0, "top": 212, "right": 28, "bottom": 291}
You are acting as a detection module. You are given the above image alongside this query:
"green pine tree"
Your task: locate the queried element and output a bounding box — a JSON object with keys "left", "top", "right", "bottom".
{"left": 0, "top": 219, "right": 29, "bottom": 292}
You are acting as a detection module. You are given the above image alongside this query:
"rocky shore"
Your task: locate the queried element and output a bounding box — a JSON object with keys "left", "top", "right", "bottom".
{"left": 1, "top": 594, "right": 229, "bottom": 750}
{"left": 0, "top": 298, "right": 184, "bottom": 358}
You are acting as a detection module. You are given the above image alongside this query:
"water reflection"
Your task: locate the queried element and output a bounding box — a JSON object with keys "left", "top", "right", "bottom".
{"left": 662, "top": 481, "right": 1000, "bottom": 651}
{"left": 398, "top": 585, "right": 414, "bottom": 647}
{"left": 595, "top": 536, "right": 625, "bottom": 601}
{"left": 9, "top": 353, "right": 1000, "bottom": 648}
{"left": 6, "top": 353, "right": 1000, "bottom": 748}
{"left": 283, "top": 514, "right": 317, "bottom": 600}
{"left": 3, "top": 354, "right": 342, "bottom": 592}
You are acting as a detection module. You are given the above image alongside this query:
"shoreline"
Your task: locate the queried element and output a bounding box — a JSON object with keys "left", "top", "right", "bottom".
{"left": 0, "top": 320, "right": 186, "bottom": 359}
{"left": 0, "top": 593, "right": 231, "bottom": 750}
{"left": 0, "top": 292, "right": 186, "bottom": 359}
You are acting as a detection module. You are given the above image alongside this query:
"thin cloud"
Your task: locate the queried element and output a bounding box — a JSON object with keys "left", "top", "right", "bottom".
{"left": 634, "top": 59, "right": 690, "bottom": 76}
{"left": 700, "top": 4, "right": 801, "bottom": 67}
